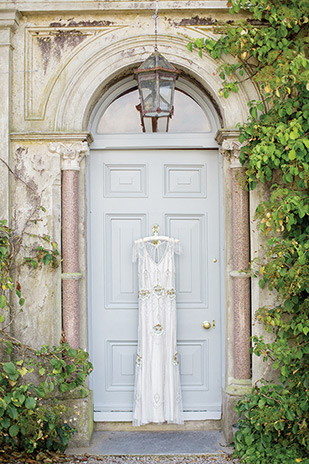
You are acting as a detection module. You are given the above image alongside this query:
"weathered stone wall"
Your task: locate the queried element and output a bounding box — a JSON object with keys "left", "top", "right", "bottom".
{"left": 9, "top": 138, "right": 62, "bottom": 348}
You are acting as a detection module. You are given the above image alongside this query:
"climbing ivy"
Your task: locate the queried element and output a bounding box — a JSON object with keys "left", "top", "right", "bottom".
{"left": 188, "top": 0, "right": 308, "bottom": 462}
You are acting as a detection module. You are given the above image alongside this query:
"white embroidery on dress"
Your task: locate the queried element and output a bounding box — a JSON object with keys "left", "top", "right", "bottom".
{"left": 166, "top": 288, "right": 176, "bottom": 299}
{"left": 138, "top": 289, "right": 150, "bottom": 300}
{"left": 143, "top": 270, "right": 149, "bottom": 280}
{"left": 153, "top": 393, "right": 162, "bottom": 408}
{"left": 173, "top": 352, "right": 179, "bottom": 366}
{"left": 153, "top": 323, "right": 164, "bottom": 335}
{"left": 153, "top": 285, "right": 164, "bottom": 298}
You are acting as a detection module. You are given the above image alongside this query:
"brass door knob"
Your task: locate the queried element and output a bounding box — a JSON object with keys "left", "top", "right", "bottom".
{"left": 202, "top": 321, "right": 211, "bottom": 330}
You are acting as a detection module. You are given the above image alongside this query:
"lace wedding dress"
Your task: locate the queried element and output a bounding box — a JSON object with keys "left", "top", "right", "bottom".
{"left": 132, "top": 238, "right": 184, "bottom": 426}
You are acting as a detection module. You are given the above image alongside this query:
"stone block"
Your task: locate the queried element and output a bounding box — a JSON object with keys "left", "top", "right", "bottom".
{"left": 61, "top": 388, "right": 94, "bottom": 448}
{"left": 222, "top": 379, "right": 252, "bottom": 445}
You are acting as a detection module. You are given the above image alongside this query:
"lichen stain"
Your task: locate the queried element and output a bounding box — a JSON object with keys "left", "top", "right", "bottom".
{"left": 49, "top": 19, "right": 114, "bottom": 27}
{"left": 37, "top": 30, "right": 86, "bottom": 74}
{"left": 14, "top": 147, "right": 28, "bottom": 180}
{"left": 53, "top": 30, "right": 86, "bottom": 60}
{"left": 14, "top": 147, "right": 38, "bottom": 201}
{"left": 168, "top": 16, "right": 217, "bottom": 26}
{"left": 36, "top": 36, "right": 52, "bottom": 75}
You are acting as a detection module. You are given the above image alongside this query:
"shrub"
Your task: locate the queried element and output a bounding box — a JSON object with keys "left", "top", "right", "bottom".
{"left": 0, "top": 339, "right": 92, "bottom": 453}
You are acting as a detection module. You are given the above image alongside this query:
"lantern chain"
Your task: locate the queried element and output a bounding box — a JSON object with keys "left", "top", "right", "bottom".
{"left": 153, "top": 0, "right": 159, "bottom": 51}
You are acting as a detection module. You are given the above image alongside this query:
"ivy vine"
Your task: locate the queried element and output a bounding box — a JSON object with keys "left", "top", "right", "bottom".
{"left": 189, "top": 0, "right": 308, "bottom": 462}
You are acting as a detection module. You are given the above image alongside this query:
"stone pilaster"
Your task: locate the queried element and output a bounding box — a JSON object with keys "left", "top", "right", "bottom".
{"left": 216, "top": 129, "right": 252, "bottom": 443}
{"left": 49, "top": 140, "right": 90, "bottom": 349}
{"left": 222, "top": 138, "right": 251, "bottom": 380}
{"left": 0, "top": 9, "right": 20, "bottom": 222}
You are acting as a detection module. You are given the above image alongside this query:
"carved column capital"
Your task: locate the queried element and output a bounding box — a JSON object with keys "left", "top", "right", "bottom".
{"left": 215, "top": 129, "right": 243, "bottom": 169}
{"left": 220, "top": 139, "right": 243, "bottom": 168}
{"left": 49, "top": 142, "right": 89, "bottom": 171}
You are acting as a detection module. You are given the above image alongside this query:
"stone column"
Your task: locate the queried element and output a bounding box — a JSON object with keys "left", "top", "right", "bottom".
{"left": 216, "top": 129, "right": 252, "bottom": 443}
{"left": 49, "top": 141, "right": 89, "bottom": 349}
{"left": 0, "top": 10, "right": 20, "bottom": 221}
{"left": 226, "top": 140, "right": 251, "bottom": 380}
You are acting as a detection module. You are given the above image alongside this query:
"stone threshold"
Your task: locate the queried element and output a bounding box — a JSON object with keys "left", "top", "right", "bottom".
{"left": 94, "top": 420, "right": 221, "bottom": 432}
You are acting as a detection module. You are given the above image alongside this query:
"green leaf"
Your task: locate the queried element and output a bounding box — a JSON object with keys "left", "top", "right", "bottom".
{"left": 0, "top": 295, "right": 7, "bottom": 309}
{"left": 281, "top": 365, "right": 288, "bottom": 377}
{"left": 250, "top": 106, "right": 258, "bottom": 119}
{"left": 1, "top": 417, "right": 11, "bottom": 429}
{"left": 286, "top": 409, "right": 295, "bottom": 421}
{"left": 59, "top": 383, "right": 69, "bottom": 393}
{"left": 30, "top": 259, "right": 38, "bottom": 269}
{"left": 7, "top": 404, "right": 18, "bottom": 420}
{"left": 42, "top": 254, "right": 52, "bottom": 265}
{"left": 0, "top": 315, "right": 5, "bottom": 323}
{"left": 9, "top": 424, "right": 19, "bottom": 438}
{"left": 68, "top": 348, "right": 77, "bottom": 357}
{"left": 3, "top": 362, "right": 17, "bottom": 376}
{"left": 25, "top": 397, "right": 36, "bottom": 410}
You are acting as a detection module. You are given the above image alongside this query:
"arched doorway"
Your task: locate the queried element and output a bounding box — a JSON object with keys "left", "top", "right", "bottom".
{"left": 87, "top": 75, "right": 224, "bottom": 423}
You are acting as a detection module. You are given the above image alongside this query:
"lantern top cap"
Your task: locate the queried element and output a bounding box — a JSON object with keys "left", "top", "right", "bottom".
{"left": 134, "top": 50, "right": 180, "bottom": 75}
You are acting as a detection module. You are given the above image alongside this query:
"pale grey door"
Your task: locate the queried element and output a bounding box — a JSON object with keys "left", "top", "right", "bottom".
{"left": 88, "top": 149, "right": 222, "bottom": 421}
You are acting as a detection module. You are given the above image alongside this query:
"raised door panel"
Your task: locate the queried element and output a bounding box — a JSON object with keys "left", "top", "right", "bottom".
{"left": 104, "top": 164, "right": 148, "bottom": 197}
{"left": 164, "top": 164, "right": 207, "bottom": 198}
{"left": 178, "top": 340, "right": 209, "bottom": 391}
{"left": 105, "top": 214, "right": 146, "bottom": 308}
{"left": 106, "top": 340, "right": 137, "bottom": 393}
{"left": 166, "top": 214, "right": 207, "bottom": 308}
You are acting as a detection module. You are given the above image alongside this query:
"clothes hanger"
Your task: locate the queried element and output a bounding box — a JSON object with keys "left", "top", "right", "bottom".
{"left": 138, "top": 225, "right": 178, "bottom": 245}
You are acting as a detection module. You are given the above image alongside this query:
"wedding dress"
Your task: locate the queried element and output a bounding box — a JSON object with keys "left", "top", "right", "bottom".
{"left": 132, "top": 238, "right": 183, "bottom": 426}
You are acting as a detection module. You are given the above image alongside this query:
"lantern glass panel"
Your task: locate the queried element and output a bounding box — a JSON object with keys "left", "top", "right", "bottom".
{"left": 156, "top": 116, "right": 169, "bottom": 132}
{"left": 159, "top": 76, "right": 174, "bottom": 112}
{"left": 139, "top": 75, "right": 158, "bottom": 114}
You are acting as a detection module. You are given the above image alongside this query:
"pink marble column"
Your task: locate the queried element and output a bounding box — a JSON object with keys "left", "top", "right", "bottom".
{"left": 50, "top": 142, "right": 89, "bottom": 349}
{"left": 231, "top": 167, "right": 251, "bottom": 379}
{"left": 62, "top": 170, "right": 80, "bottom": 349}
{"left": 220, "top": 135, "right": 251, "bottom": 380}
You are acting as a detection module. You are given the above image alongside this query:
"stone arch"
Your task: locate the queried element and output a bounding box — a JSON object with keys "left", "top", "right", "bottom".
{"left": 49, "top": 30, "right": 260, "bottom": 132}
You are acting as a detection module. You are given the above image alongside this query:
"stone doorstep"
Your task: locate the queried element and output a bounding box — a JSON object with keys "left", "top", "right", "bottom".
{"left": 94, "top": 420, "right": 222, "bottom": 432}
{"left": 66, "top": 430, "right": 232, "bottom": 456}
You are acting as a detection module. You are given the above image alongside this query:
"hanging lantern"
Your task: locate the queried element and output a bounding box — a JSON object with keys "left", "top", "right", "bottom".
{"left": 134, "top": 0, "right": 180, "bottom": 132}
{"left": 135, "top": 51, "right": 180, "bottom": 132}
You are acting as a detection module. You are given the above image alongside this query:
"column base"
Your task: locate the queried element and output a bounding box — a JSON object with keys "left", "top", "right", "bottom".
{"left": 222, "top": 379, "right": 252, "bottom": 445}
{"left": 62, "top": 388, "right": 94, "bottom": 448}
